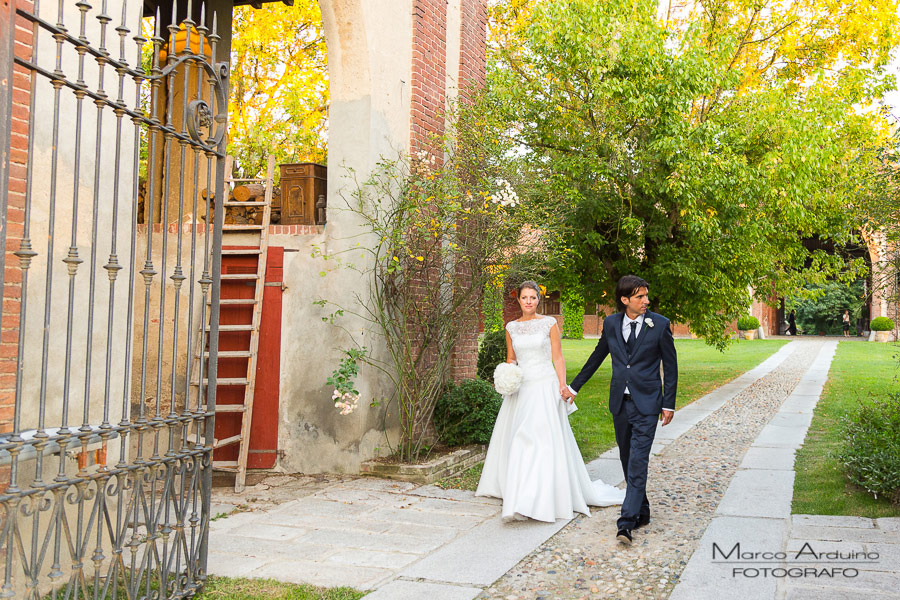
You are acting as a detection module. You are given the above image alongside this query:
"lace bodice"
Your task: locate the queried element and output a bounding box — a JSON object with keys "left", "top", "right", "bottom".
{"left": 506, "top": 316, "right": 558, "bottom": 382}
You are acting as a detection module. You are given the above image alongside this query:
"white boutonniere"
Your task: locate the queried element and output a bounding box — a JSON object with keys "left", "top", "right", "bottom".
{"left": 645, "top": 318, "right": 655, "bottom": 328}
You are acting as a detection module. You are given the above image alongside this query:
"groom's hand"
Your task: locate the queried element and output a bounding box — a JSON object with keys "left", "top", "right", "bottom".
{"left": 560, "top": 386, "right": 574, "bottom": 401}
{"left": 659, "top": 409, "right": 674, "bottom": 426}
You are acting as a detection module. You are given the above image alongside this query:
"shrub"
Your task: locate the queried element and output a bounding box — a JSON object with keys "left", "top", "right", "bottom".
{"left": 561, "top": 288, "right": 585, "bottom": 339}
{"left": 433, "top": 378, "right": 503, "bottom": 446}
{"left": 736, "top": 315, "right": 759, "bottom": 330}
{"left": 837, "top": 395, "right": 900, "bottom": 505}
{"left": 477, "top": 328, "right": 507, "bottom": 381}
{"left": 870, "top": 317, "right": 895, "bottom": 332}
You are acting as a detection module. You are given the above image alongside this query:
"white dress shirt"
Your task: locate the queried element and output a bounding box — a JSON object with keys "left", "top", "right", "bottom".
{"left": 622, "top": 314, "right": 643, "bottom": 394}
{"left": 568, "top": 313, "right": 673, "bottom": 414}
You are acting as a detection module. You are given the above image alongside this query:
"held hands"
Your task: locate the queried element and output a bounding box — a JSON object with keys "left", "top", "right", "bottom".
{"left": 560, "top": 385, "right": 574, "bottom": 403}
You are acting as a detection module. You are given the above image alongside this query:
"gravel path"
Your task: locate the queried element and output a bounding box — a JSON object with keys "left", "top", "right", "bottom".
{"left": 479, "top": 341, "right": 823, "bottom": 600}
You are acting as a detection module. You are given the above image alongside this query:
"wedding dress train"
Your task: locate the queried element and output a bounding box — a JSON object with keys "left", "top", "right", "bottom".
{"left": 476, "top": 316, "right": 625, "bottom": 522}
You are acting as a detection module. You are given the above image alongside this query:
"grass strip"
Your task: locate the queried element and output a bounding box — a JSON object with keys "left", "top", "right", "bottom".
{"left": 197, "top": 577, "right": 366, "bottom": 600}
{"left": 792, "top": 341, "right": 900, "bottom": 517}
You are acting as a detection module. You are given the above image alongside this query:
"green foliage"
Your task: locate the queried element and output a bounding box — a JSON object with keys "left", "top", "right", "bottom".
{"left": 561, "top": 288, "right": 585, "bottom": 339}
{"left": 871, "top": 317, "right": 895, "bottom": 331}
{"left": 482, "top": 276, "right": 505, "bottom": 334}
{"left": 793, "top": 281, "right": 865, "bottom": 334}
{"left": 487, "top": 0, "right": 894, "bottom": 348}
{"left": 477, "top": 329, "right": 508, "bottom": 381}
{"left": 325, "top": 348, "right": 367, "bottom": 396}
{"left": 434, "top": 379, "right": 503, "bottom": 446}
{"left": 838, "top": 395, "right": 900, "bottom": 505}
{"left": 736, "top": 315, "right": 759, "bottom": 331}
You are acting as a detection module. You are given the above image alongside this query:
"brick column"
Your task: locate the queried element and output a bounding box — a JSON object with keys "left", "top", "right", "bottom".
{"left": 449, "top": 0, "right": 486, "bottom": 382}
{"left": 0, "top": 0, "right": 31, "bottom": 436}
{"left": 410, "top": 0, "right": 448, "bottom": 157}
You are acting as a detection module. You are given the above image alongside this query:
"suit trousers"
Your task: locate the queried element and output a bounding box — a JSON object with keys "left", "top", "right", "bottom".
{"left": 612, "top": 394, "right": 657, "bottom": 529}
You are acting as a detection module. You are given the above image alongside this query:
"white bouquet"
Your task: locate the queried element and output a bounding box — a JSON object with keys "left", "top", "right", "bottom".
{"left": 493, "top": 362, "right": 523, "bottom": 396}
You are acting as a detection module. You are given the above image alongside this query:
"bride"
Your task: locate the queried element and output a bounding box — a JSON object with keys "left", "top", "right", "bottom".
{"left": 476, "top": 281, "right": 625, "bottom": 522}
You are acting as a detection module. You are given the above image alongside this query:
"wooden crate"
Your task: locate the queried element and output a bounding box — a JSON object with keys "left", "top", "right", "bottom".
{"left": 279, "top": 162, "right": 326, "bottom": 225}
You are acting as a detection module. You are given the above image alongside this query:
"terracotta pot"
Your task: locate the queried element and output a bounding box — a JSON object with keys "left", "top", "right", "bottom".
{"left": 875, "top": 330, "right": 893, "bottom": 343}
{"left": 740, "top": 329, "right": 757, "bottom": 340}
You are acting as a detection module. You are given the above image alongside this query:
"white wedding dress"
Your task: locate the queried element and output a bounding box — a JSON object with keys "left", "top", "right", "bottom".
{"left": 476, "top": 316, "right": 625, "bottom": 522}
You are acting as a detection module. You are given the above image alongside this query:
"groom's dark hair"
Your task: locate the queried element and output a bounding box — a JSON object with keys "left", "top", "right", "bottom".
{"left": 615, "top": 275, "right": 650, "bottom": 311}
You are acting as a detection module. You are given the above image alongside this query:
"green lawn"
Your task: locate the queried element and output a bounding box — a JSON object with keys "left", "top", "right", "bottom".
{"left": 792, "top": 341, "right": 900, "bottom": 517}
{"left": 197, "top": 577, "right": 365, "bottom": 600}
{"left": 565, "top": 338, "right": 788, "bottom": 461}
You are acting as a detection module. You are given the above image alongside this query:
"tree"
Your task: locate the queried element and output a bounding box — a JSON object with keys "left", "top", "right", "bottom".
{"left": 487, "top": 0, "right": 898, "bottom": 346}
{"left": 792, "top": 280, "right": 866, "bottom": 334}
{"left": 229, "top": 1, "right": 327, "bottom": 178}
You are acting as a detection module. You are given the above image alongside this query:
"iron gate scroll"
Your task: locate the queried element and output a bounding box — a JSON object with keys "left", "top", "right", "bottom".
{"left": 0, "top": 0, "right": 228, "bottom": 597}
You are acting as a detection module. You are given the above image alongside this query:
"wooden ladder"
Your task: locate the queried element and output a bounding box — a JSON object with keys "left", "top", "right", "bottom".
{"left": 195, "top": 155, "right": 275, "bottom": 493}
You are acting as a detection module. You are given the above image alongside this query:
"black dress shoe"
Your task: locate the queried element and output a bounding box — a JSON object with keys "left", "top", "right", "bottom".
{"left": 616, "top": 528, "right": 633, "bottom": 544}
{"left": 635, "top": 515, "right": 650, "bottom": 529}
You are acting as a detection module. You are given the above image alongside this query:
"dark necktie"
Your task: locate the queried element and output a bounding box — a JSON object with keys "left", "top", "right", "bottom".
{"left": 626, "top": 320, "right": 637, "bottom": 354}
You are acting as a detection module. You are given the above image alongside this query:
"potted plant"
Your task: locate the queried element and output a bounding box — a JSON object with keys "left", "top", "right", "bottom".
{"left": 737, "top": 315, "right": 760, "bottom": 340}
{"left": 870, "top": 317, "right": 895, "bottom": 343}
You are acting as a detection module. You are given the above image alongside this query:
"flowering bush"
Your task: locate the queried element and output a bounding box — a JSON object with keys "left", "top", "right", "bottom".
{"left": 326, "top": 348, "right": 367, "bottom": 415}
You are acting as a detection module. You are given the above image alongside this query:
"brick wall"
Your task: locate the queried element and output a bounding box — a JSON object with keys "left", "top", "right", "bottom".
{"left": 448, "top": 0, "right": 486, "bottom": 381}
{"left": 410, "top": 0, "right": 448, "bottom": 158}
{"left": 0, "top": 0, "right": 32, "bottom": 438}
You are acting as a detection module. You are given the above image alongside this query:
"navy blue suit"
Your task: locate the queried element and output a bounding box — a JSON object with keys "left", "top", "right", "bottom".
{"left": 570, "top": 311, "right": 678, "bottom": 529}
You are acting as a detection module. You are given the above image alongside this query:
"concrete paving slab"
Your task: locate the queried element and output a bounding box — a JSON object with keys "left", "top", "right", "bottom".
{"left": 739, "top": 447, "right": 796, "bottom": 471}
{"left": 364, "top": 580, "right": 482, "bottom": 600}
{"left": 206, "top": 536, "right": 337, "bottom": 560}
{"left": 208, "top": 510, "right": 260, "bottom": 532}
{"left": 752, "top": 424, "right": 809, "bottom": 449}
{"left": 335, "top": 478, "right": 419, "bottom": 493}
{"left": 792, "top": 515, "right": 875, "bottom": 529}
{"left": 298, "top": 528, "right": 449, "bottom": 554}
{"left": 313, "top": 487, "right": 421, "bottom": 508}
{"left": 715, "top": 469, "right": 795, "bottom": 518}
{"left": 768, "top": 412, "right": 813, "bottom": 429}
{"left": 325, "top": 548, "right": 421, "bottom": 570}
{"left": 789, "top": 525, "right": 897, "bottom": 544}
{"left": 669, "top": 516, "right": 788, "bottom": 600}
{"left": 205, "top": 551, "right": 271, "bottom": 577}
{"left": 226, "top": 522, "right": 308, "bottom": 542}
{"left": 366, "top": 506, "right": 489, "bottom": 530}
{"left": 585, "top": 457, "right": 624, "bottom": 487}
{"left": 383, "top": 522, "right": 462, "bottom": 541}
{"left": 400, "top": 514, "right": 569, "bottom": 586}
{"left": 410, "top": 496, "right": 504, "bottom": 517}
{"left": 248, "top": 558, "right": 391, "bottom": 589}
{"left": 876, "top": 518, "right": 900, "bottom": 532}
{"left": 785, "top": 538, "right": 865, "bottom": 555}
{"left": 788, "top": 568, "right": 900, "bottom": 595}
{"left": 270, "top": 497, "right": 379, "bottom": 518}
{"left": 262, "top": 511, "right": 394, "bottom": 533}
{"left": 862, "top": 543, "right": 900, "bottom": 571}
{"left": 784, "top": 585, "right": 898, "bottom": 599}
{"left": 405, "top": 485, "right": 501, "bottom": 504}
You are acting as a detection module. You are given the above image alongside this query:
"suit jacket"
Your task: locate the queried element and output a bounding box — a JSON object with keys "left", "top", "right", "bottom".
{"left": 570, "top": 310, "right": 678, "bottom": 416}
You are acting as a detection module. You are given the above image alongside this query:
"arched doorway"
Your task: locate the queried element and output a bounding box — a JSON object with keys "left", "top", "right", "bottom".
{"left": 776, "top": 234, "right": 873, "bottom": 336}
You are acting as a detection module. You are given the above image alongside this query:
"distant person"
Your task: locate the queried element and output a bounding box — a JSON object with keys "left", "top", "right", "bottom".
{"left": 842, "top": 310, "right": 851, "bottom": 337}
{"left": 787, "top": 310, "right": 797, "bottom": 336}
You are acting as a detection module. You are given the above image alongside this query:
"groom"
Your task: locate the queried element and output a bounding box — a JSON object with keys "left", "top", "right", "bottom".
{"left": 563, "top": 275, "right": 677, "bottom": 544}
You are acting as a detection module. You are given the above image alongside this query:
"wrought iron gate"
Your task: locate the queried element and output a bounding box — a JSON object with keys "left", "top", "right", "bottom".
{"left": 0, "top": 0, "right": 228, "bottom": 597}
